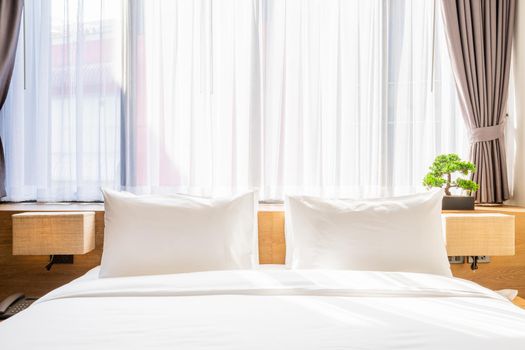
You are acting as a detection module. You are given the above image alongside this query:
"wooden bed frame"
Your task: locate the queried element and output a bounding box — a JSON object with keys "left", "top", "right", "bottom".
{"left": 1, "top": 203, "right": 525, "bottom": 300}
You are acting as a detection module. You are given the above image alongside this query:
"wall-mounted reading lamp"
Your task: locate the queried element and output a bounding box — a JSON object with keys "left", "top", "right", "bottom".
{"left": 12, "top": 212, "right": 95, "bottom": 270}
{"left": 444, "top": 213, "right": 515, "bottom": 271}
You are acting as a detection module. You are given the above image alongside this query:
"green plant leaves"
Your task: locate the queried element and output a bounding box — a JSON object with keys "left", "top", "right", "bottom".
{"left": 422, "top": 153, "right": 479, "bottom": 194}
{"left": 455, "top": 178, "right": 479, "bottom": 192}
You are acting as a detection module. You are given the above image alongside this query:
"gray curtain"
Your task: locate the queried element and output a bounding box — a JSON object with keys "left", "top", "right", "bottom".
{"left": 441, "top": 0, "right": 515, "bottom": 204}
{"left": 0, "top": 0, "right": 24, "bottom": 198}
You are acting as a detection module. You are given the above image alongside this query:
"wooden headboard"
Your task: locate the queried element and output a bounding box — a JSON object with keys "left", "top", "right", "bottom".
{"left": 258, "top": 210, "right": 285, "bottom": 263}
{"left": 0, "top": 204, "right": 524, "bottom": 300}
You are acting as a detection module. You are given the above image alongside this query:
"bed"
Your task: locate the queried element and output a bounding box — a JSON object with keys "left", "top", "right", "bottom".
{"left": 2, "top": 191, "right": 525, "bottom": 349}
{"left": 1, "top": 267, "right": 525, "bottom": 349}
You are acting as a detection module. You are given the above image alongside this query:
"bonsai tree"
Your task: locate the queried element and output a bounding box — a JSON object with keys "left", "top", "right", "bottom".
{"left": 423, "top": 153, "right": 479, "bottom": 196}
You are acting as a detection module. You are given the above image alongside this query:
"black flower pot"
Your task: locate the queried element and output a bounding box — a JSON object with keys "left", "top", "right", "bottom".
{"left": 442, "top": 195, "right": 475, "bottom": 210}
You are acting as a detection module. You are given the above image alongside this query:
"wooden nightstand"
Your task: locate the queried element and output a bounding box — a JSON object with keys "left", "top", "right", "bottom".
{"left": 513, "top": 296, "right": 525, "bottom": 309}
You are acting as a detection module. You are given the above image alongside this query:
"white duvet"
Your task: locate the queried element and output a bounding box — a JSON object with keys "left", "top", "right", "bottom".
{"left": 1, "top": 268, "right": 525, "bottom": 349}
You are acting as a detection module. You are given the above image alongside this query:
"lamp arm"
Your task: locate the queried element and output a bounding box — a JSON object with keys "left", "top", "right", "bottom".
{"left": 45, "top": 255, "right": 55, "bottom": 271}
{"left": 470, "top": 256, "right": 478, "bottom": 271}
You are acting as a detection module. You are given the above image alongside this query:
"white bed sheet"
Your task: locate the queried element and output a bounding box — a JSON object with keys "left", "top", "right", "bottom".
{"left": 1, "top": 267, "right": 525, "bottom": 349}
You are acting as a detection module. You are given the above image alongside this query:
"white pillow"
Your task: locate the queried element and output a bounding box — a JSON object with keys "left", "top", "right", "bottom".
{"left": 100, "top": 189, "right": 258, "bottom": 278}
{"left": 285, "top": 190, "right": 452, "bottom": 277}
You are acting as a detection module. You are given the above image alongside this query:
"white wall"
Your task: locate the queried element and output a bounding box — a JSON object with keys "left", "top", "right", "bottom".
{"left": 508, "top": 1, "right": 525, "bottom": 205}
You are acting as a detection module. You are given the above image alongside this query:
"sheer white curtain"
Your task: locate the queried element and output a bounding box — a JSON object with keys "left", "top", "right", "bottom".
{"left": 386, "top": 0, "right": 467, "bottom": 195}
{"left": 261, "top": 0, "right": 386, "bottom": 199}
{"left": 0, "top": 0, "right": 469, "bottom": 202}
{"left": 0, "top": 0, "right": 122, "bottom": 201}
{"left": 121, "top": 0, "right": 261, "bottom": 196}
{"left": 261, "top": 0, "right": 467, "bottom": 199}
{"left": 129, "top": 0, "right": 466, "bottom": 200}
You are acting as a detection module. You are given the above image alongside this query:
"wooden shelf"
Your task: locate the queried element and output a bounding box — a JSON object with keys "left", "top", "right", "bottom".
{"left": 1, "top": 202, "right": 524, "bottom": 213}
{"left": 0, "top": 202, "right": 104, "bottom": 212}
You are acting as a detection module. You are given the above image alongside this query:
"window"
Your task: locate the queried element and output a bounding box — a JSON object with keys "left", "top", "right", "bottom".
{"left": 0, "top": 0, "right": 122, "bottom": 201}
{"left": 0, "top": 0, "right": 467, "bottom": 202}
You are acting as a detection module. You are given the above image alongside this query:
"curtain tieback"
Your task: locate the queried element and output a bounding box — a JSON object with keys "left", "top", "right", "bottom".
{"left": 469, "top": 121, "right": 506, "bottom": 143}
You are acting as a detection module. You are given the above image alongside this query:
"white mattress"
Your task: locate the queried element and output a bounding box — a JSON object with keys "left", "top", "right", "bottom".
{"left": 1, "top": 267, "right": 525, "bottom": 349}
